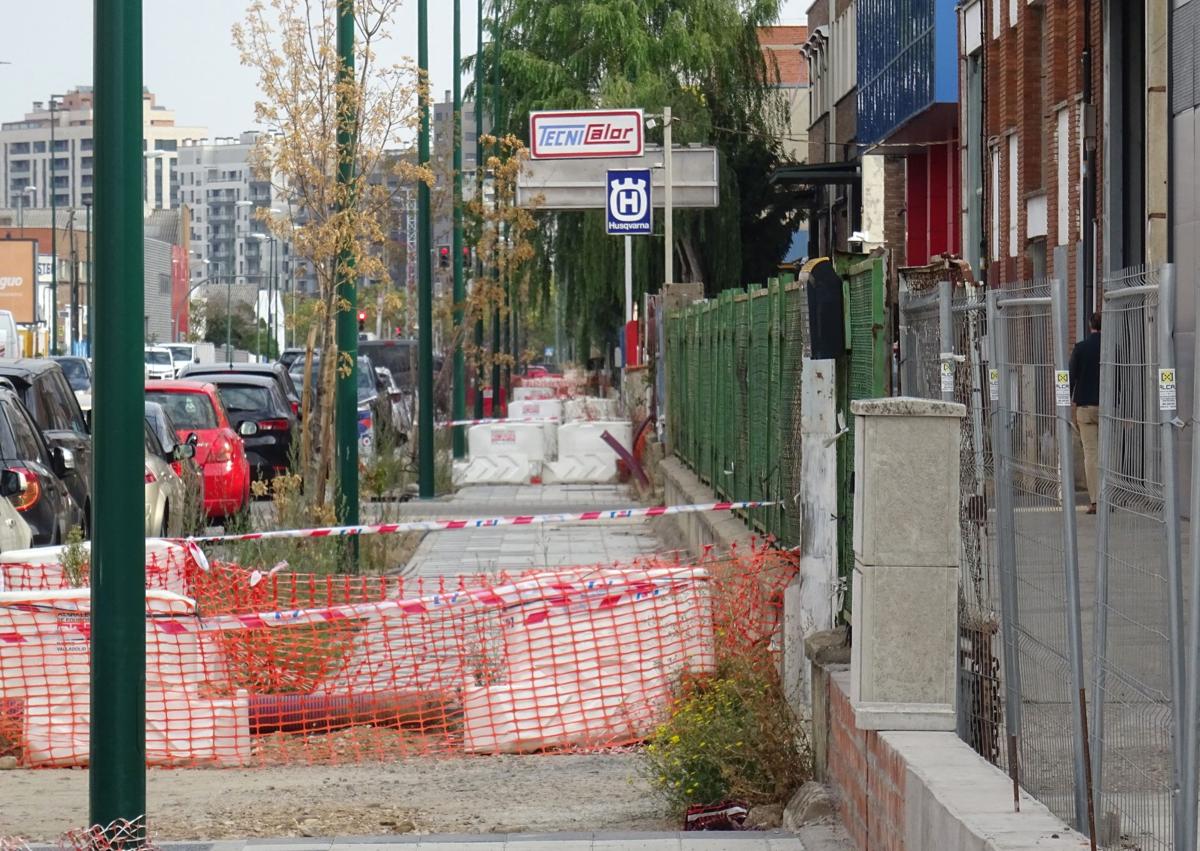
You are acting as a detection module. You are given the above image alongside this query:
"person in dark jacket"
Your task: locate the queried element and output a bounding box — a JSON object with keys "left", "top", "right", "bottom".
{"left": 1070, "top": 313, "right": 1102, "bottom": 514}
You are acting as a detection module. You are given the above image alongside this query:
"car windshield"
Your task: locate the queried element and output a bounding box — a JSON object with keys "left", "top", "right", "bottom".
{"left": 145, "top": 349, "right": 172, "bottom": 366}
{"left": 166, "top": 346, "right": 192, "bottom": 363}
{"left": 290, "top": 360, "right": 376, "bottom": 404}
{"left": 145, "top": 390, "right": 218, "bottom": 430}
{"left": 144, "top": 408, "right": 178, "bottom": 452}
{"left": 216, "top": 384, "right": 273, "bottom": 414}
{"left": 58, "top": 359, "right": 91, "bottom": 391}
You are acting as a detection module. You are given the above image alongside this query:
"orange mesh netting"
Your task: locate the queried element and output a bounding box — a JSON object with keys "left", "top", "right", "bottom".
{"left": 0, "top": 541, "right": 796, "bottom": 767}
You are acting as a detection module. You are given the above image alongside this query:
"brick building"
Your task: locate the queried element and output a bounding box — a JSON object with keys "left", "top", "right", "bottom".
{"left": 963, "top": 0, "right": 1107, "bottom": 333}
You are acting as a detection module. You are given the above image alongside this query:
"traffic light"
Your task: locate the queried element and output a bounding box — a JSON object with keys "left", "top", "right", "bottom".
{"left": 438, "top": 245, "right": 450, "bottom": 269}
{"left": 358, "top": 310, "right": 366, "bottom": 332}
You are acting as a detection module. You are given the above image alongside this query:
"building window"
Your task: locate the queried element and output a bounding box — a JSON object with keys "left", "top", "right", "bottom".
{"left": 992, "top": 0, "right": 1000, "bottom": 38}
{"left": 1007, "top": 134, "right": 1018, "bottom": 258}
{"left": 1056, "top": 107, "right": 1069, "bottom": 245}
{"left": 33, "top": 141, "right": 46, "bottom": 153}
{"left": 155, "top": 139, "right": 178, "bottom": 152}
{"left": 80, "top": 138, "right": 93, "bottom": 152}
{"left": 159, "top": 272, "right": 170, "bottom": 295}
{"left": 52, "top": 139, "right": 68, "bottom": 153}
{"left": 10, "top": 142, "right": 30, "bottom": 155}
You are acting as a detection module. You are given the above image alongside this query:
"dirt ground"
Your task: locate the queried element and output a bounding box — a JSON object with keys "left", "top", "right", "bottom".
{"left": 0, "top": 753, "right": 673, "bottom": 842}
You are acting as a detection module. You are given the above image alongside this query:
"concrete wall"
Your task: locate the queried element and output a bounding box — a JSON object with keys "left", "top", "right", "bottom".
{"left": 814, "top": 662, "right": 1091, "bottom": 851}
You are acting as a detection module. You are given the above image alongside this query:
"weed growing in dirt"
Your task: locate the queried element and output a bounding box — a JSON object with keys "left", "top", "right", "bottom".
{"left": 61, "top": 526, "right": 88, "bottom": 587}
{"left": 640, "top": 659, "right": 812, "bottom": 816}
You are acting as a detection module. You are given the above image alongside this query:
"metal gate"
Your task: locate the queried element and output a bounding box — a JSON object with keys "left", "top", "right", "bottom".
{"left": 1091, "top": 264, "right": 1183, "bottom": 851}
{"left": 987, "top": 279, "right": 1089, "bottom": 832}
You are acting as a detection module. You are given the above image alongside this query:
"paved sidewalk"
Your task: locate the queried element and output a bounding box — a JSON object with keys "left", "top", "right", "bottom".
{"left": 402, "top": 485, "right": 664, "bottom": 576}
{"left": 126, "top": 834, "right": 809, "bottom": 850}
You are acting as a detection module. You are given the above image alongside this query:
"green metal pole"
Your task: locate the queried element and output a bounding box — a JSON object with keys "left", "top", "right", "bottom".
{"left": 417, "top": 0, "right": 435, "bottom": 496}
{"left": 335, "top": 0, "right": 361, "bottom": 541}
{"left": 85, "top": 201, "right": 92, "bottom": 352}
{"left": 451, "top": 0, "right": 466, "bottom": 458}
{"left": 50, "top": 99, "right": 59, "bottom": 355}
{"left": 472, "top": 0, "right": 485, "bottom": 420}
{"left": 90, "top": 0, "right": 146, "bottom": 833}
{"left": 225, "top": 277, "right": 232, "bottom": 360}
{"left": 489, "top": 0, "right": 502, "bottom": 414}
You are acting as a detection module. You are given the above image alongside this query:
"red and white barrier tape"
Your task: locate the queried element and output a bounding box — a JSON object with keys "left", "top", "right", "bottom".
{"left": 437, "top": 417, "right": 560, "bottom": 428}
{"left": 187, "top": 500, "right": 776, "bottom": 545}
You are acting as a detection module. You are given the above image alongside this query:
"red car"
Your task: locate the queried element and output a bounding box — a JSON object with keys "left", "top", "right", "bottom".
{"left": 145, "top": 380, "right": 251, "bottom": 522}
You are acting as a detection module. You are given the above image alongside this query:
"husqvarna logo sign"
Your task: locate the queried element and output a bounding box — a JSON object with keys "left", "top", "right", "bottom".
{"left": 606, "top": 170, "right": 653, "bottom": 236}
{"left": 530, "top": 109, "right": 644, "bottom": 159}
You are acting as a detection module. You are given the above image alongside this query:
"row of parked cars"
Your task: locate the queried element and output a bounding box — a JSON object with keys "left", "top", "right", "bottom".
{"left": 0, "top": 347, "right": 418, "bottom": 551}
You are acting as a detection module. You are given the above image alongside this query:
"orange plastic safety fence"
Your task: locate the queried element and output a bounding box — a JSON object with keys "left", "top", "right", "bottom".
{"left": 0, "top": 542, "right": 795, "bottom": 768}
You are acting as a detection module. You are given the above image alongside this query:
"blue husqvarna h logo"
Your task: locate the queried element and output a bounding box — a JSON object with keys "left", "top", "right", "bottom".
{"left": 605, "top": 169, "right": 653, "bottom": 236}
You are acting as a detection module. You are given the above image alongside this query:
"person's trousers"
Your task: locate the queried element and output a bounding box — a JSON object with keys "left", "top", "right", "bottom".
{"left": 1077, "top": 405, "right": 1100, "bottom": 504}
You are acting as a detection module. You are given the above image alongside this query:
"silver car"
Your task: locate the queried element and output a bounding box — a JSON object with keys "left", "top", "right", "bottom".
{"left": 143, "top": 417, "right": 189, "bottom": 537}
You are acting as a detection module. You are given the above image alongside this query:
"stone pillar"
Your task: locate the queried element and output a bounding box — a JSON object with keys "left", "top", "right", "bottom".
{"left": 849, "top": 397, "right": 965, "bottom": 731}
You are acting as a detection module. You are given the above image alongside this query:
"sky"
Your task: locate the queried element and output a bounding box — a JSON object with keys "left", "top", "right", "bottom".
{"left": 0, "top": 0, "right": 808, "bottom": 137}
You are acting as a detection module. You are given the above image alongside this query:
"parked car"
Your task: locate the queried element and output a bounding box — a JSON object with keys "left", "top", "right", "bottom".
{"left": 0, "top": 359, "right": 94, "bottom": 533}
{"left": 145, "top": 380, "right": 252, "bottom": 522}
{"left": 0, "top": 310, "right": 19, "bottom": 358}
{"left": 145, "top": 346, "right": 176, "bottom": 380}
{"left": 278, "top": 348, "right": 307, "bottom": 371}
{"left": 145, "top": 402, "right": 196, "bottom": 480}
{"left": 144, "top": 418, "right": 188, "bottom": 537}
{"left": 52, "top": 356, "right": 94, "bottom": 412}
{"left": 0, "top": 472, "right": 33, "bottom": 553}
{"left": 288, "top": 355, "right": 394, "bottom": 448}
{"left": 203, "top": 373, "right": 296, "bottom": 481}
{"left": 178, "top": 362, "right": 302, "bottom": 418}
{"left": 0, "top": 383, "right": 83, "bottom": 545}
{"left": 374, "top": 366, "right": 412, "bottom": 439}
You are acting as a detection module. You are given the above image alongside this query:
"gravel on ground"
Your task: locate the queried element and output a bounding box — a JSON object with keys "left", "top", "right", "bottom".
{"left": 0, "top": 753, "right": 672, "bottom": 842}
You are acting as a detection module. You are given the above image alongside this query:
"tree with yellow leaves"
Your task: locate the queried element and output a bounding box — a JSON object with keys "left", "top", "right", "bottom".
{"left": 233, "top": 0, "right": 430, "bottom": 502}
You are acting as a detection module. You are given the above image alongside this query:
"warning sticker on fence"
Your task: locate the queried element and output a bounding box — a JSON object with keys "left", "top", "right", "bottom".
{"left": 1160, "top": 368, "right": 1178, "bottom": 412}
{"left": 1054, "top": 370, "right": 1071, "bottom": 407}
{"left": 989, "top": 369, "right": 999, "bottom": 402}
{"left": 940, "top": 360, "right": 954, "bottom": 393}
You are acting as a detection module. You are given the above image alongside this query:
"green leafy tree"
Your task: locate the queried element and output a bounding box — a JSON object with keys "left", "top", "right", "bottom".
{"left": 471, "top": 0, "right": 803, "bottom": 350}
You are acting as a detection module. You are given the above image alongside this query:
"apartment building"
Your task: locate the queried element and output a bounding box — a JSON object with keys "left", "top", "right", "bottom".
{"left": 0, "top": 87, "right": 205, "bottom": 213}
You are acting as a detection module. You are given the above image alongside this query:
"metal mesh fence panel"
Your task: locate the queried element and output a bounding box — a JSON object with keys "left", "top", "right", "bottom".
{"left": 899, "top": 287, "right": 942, "bottom": 399}
{"left": 951, "top": 287, "right": 1005, "bottom": 771}
{"left": 990, "top": 282, "right": 1088, "bottom": 830}
{"left": 1091, "top": 265, "right": 1183, "bottom": 851}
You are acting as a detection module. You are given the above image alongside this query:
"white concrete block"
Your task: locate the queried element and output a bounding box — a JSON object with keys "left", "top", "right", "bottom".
{"left": 850, "top": 561, "right": 958, "bottom": 731}
{"left": 542, "top": 454, "right": 618, "bottom": 484}
{"left": 558, "top": 420, "right": 632, "bottom": 457}
{"left": 509, "top": 398, "right": 563, "bottom": 458}
{"left": 468, "top": 422, "right": 547, "bottom": 462}
{"left": 452, "top": 454, "right": 533, "bottom": 485}
{"left": 563, "top": 396, "right": 620, "bottom": 421}
{"left": 851, "top": 397, "right": 965, "bottom": 568}
{"left": 512, "top": 385, "right": 556, "bottom": 401}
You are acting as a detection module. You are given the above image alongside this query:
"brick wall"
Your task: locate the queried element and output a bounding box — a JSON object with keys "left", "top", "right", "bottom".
{"left": 984, "top": 0, "right": 1102, "bottom": 331}
{"left": 826, "top": 667, "right": 907, "bottom": 851}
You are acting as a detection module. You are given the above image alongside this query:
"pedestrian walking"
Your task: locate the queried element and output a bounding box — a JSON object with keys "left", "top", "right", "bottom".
{"left": 1070, "top": 313, "right": 1102, "bottom": 514}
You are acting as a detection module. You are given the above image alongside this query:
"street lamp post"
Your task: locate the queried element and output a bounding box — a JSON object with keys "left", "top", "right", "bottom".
{"left": 48, "top": 94, "right": 65, "bottom": 356}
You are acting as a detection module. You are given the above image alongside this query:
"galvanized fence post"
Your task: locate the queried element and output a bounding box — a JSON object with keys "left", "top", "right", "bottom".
{"left": 1049, "top": 276, "right": 1093, "bottom": 835}
{"left": 987, "top": 289, "right": 1024, "bottom": 784}
{"left": 939, "top": 279, "right": 955, "bottom": 404}
{"left": 1158, "top": 264, "right": 1187, "bottom": 851}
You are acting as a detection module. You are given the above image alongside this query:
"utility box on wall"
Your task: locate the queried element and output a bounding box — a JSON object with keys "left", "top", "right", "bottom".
{"left": 848, "top": 397, "right": 964, "bottom": 731}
